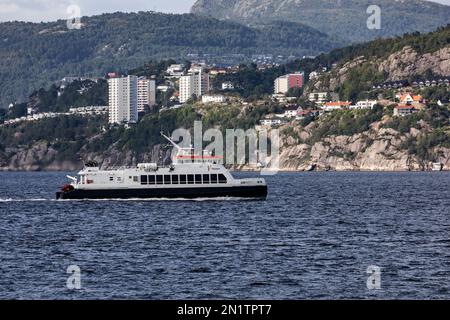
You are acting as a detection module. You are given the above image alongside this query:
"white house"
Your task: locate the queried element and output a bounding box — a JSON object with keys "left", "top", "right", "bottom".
{"left": 308, "top": 92, "right": 338, "bottom": 104}
{"left": 350, "top": 100, "right": 378, "bottom": 110}
{"left": 397, "top": 93, "right": 424, "bottom": 105}
{"left": 394, "top": 104, "right": 417, "bottom": 117}
{"left": 309, "top": 71, "right": 319, "bottom": 81}
{"left": 222, "top": 82, "right": 234, "bottom": 90}
{"left": 282, "top": 105, "right": 301, "bottom": 118}
{"left": 321, "top": 101, "right": 351, "bottom": 112}
{"left": 260, "top": 119, "right": 284, "bottom": 126}
{"left": 157, "top": 85, "right": 171, "bottom": 92}
{"left": 166, "top": 64, "right": 184, "bottom": 76}
{"left": 202, "top": 95, "right": 226, "bottom": 104}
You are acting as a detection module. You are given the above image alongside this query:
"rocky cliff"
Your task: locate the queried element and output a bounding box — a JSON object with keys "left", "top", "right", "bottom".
{"left": 0, "top": 142, "right": 171, "bottom": 172}
{"left": 308, "top": 46, "right": 450, "bottom": 93}
{"left": 276, "top": 121, "right": 450, "bottom": 172}
{"left": 1, "top": 120, "right": 449, "bottom": 172}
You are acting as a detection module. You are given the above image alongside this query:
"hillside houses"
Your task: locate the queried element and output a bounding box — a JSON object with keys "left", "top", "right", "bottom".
{"left": 396, "top": 93, "right": 426, "bottom": 107}
{"left": 321, "top": 101, "right": 352, "bottom": 112}
{"left": 394, "top": 104, "right": 418, "bottom": 117}
{"left": 350, "top": 100, "right": 378, "bottom": 110}
{"left": 2, "top": 106, "right": 108, "bottom": 126}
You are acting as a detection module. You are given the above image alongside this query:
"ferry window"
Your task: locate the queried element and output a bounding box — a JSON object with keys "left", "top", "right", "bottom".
{"left": 110, "top": 176, "right": 114, "bottom": 182}
{"left": 172, "top": 175, "right": 179, "bottom": 184}
{"left": 148, "top": 175, "right": 155, "bottom": 185}
{"left": 117, "top": 177, "right": 121, "bottom": 182}
{"left": 180, "top": 175, "right": 187, "bottom": 184}
{"left": 187, "top": 174, "right": 195, "bottom": 184}
{"left": 219, "top": 174, "right": 227, "bottom": 184}
{"left": 164, "top": 175, "right": 171, "bottom": 184}
{"left": 133, "top": 176, "right": 138, "bottom": 182}
{"left": 203, "top": 174, "right": 210, "bottom": 184}
{"left": 195, "top": 174, "right": 202, "bottom": 184}
{"left": 140, "top": 175, "right": 148, "bottom": 185}
{"left": 211, "top": 174, "right": 218, "bottom": 184}
{"left": 156, "top": 175, "right": 163, "bottom": 185}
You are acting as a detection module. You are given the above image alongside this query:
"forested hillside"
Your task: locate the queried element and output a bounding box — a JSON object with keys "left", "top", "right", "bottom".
{"left": 0, "top": 11, "right": 338, "bottom": 108}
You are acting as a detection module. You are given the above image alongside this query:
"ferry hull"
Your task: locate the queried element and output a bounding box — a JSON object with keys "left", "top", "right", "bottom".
{"left": 56, "top": 185, "right": 267, "bottom": 200}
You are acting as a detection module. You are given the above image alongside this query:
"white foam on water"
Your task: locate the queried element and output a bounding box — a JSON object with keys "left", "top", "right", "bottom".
{"left": 0, "top": 198, "right": 51, "bottom": 202}
{"left": 0, "top": 197, "right": 260, "bottom": 203}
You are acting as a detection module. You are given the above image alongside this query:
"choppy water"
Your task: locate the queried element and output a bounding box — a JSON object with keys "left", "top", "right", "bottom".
{"left": 0, "top": 171, "right": 449, "bottom": 299}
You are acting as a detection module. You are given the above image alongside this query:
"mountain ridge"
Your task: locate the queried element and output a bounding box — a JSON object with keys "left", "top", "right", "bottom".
{"left": 191, "top": 0, "right": 450, "bottom": 43}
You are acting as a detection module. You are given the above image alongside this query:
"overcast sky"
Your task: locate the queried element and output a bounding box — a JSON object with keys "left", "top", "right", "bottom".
{"left": 0, "top": 0, "right": 449, "bottom": 23}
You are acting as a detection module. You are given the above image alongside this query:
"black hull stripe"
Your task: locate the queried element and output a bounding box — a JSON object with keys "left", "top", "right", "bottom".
{"left": 56, "top": 186, "right": 267, "bottom": 200}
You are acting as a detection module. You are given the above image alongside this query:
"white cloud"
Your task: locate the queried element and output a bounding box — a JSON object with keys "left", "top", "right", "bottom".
{"left": 0, "top": 0, "right": 196, "bottom": 22}
{"left": 0, "top": 0, "right": 74, "bottom": 22}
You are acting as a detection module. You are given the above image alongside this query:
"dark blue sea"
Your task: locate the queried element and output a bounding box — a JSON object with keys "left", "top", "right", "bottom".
{"left": 0, "top": 171, "right": 449, "bottom": 299}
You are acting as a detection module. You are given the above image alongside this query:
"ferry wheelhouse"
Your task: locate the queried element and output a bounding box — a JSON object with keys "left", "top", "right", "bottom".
{"left": 56, "top": 134, "right": 267, "bottom": 200}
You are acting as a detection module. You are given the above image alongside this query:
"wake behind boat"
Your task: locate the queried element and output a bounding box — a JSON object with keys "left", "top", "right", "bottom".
{"left": 56, "top": 134, "right": 267, "bottom": 200}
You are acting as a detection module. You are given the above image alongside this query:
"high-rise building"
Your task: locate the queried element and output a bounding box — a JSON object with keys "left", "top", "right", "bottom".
{"left": 179, "top": 67, "right": 210, "bottom": 103}
{"left": 179, "top": 75, "right": 194, "bottom": 104}
{"left": 137, "top": 77, "right": 156, "bottom": 112}
{"left": 108, "top": 75, "right": 138, "bottom": 124}
{"left": 274, "top": 72, "right": 304, "bottom": 94}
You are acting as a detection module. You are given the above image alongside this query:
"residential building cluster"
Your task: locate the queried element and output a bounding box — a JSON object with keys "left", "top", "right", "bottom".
{"left": 2, "top": 106, "right": 108, "bottom": 126}
{"left": 179, "top": 65, "right": 211, "bottom": 103}
{"left": 393, "top": 93, "right": 426, "bottom": 116}
{"left": 107, "top": 75, "right": 156, "bottom": 124}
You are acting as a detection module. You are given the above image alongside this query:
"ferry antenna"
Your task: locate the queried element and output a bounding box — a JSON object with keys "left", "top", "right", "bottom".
{"left": 160, "top": 132, "right": 181, "bottom": 150}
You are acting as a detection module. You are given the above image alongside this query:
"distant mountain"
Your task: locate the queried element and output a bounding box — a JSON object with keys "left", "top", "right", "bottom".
{"left": 0, "top": 11, "right": 339, "bottom": 108}
{"left": 191, "top": 0, "right": 450, "bottom": 43}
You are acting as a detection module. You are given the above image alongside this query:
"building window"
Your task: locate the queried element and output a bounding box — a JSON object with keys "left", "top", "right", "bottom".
{"left": 140, "top": 175, "right": 148, "bottom": 185}
{"left": 203, "top": 174, "right": 210, "bottom": 184}
{"left": 156, "top": 175, "right": 163, "bottom": 185}
{"left": 211, "top": 174, "right": 218, "bottom": 184}
{"left": 187, "top": 174, "right": 195, "bottom": 184}
{"left": 149, "top": 175, "right": 155, "bottom": 185}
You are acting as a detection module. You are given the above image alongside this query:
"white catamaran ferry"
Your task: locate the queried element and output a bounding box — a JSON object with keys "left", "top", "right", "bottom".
{"left": 56, "top": 134, "right": 267, "bottom": 200}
